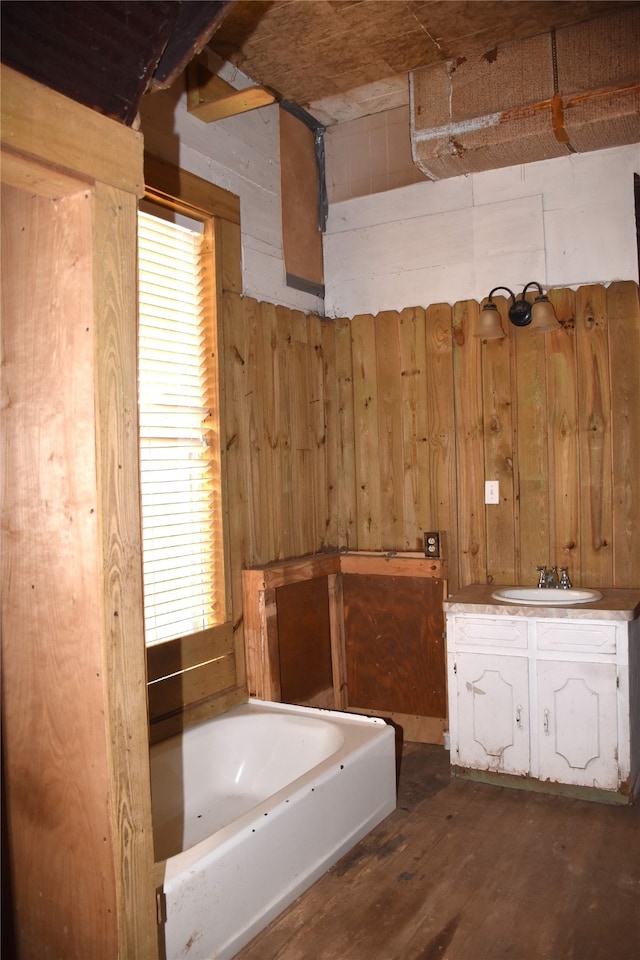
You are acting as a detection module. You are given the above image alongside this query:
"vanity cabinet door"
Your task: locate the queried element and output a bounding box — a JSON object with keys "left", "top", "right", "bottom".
{"left": 536, "top": 660, "right": 619, "bottom": 790}
{"left": 453, "top": 653, "right": 530, "bottom": 775}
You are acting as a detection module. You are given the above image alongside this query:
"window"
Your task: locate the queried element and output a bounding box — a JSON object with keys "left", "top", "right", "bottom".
{"left": 137, "top": 203, "right": 225, "bottom": 646}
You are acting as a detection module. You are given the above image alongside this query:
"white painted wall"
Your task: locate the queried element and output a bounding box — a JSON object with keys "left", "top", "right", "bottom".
{"left": 139, "top": 78, "right": 324, "bottom": 315}
{"left": 323, "top": 143, "right": 640, "bottom": 319}
{"left": 140, "top": 75, "right": 639, "bottom": 322}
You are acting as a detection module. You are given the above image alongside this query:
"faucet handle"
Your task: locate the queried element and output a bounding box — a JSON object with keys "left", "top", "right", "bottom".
{"left": 559, "top": 567, "right": 572, "bottom": 589}
{"left": 536, "top": 566, "right": 547, "bottom": 588}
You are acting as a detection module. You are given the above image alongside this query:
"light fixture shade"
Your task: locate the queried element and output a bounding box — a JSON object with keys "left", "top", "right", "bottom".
{"left": 475, "top": 303, "right": 506, "bottom": 340}
{"left": 529, "top": 295, "right": 559, "bottom": 332}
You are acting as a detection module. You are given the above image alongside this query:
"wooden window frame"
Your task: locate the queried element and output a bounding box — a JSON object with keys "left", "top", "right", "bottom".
{"left": 142, "top": 154, "right": 245, "bottom": 739}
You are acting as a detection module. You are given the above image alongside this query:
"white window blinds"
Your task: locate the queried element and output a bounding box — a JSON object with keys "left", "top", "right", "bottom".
{"left": 137, "top": 210, "right": 224, "bottom": 646}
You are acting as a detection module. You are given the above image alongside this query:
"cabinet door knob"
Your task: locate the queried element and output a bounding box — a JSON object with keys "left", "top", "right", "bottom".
{"left": 543, "top": 708, "right": 551, "bottom": 735}
{"left": 516, "top": 705, "right": 523, "bottom": 728}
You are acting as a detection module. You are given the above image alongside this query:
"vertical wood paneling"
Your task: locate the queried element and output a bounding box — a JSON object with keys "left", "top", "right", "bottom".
{"left": 607, "top": 281, "right": 640, "bottom": 587}
{"left": 482, "top": 315, "right": 516, "bottom": 583}
{"left": 547, "top": 289, "right": 580, "bottom": 572}
{"left": 226, "top": 282, "right": 638, "bottom": 654}
{"left": 308, "top": 313, "right": 328, "bottom": 549}
{"left": 292, "top": 309, "right": 313, "bottom": 556}
{"left": 254, "top": 300, "right": 277, "bottom": 561}
{"left": 375, "top": 310, "right": 404, "bottom": 547}
{"left": 398, "top": 305, "right": 428, "bottom": 550}
{"left": 223, "top": 291, "right": 253, "bottom": 615}
{"left": 452, "top": 299, "right": 485, "bottom": 588}
{"left": 259, "top": 300, "right": 280, "bottom": 559}
{"left": 576, "top": 284, "right": 613, "bottom": 586}
{"left": 245, "top": 296, "right": 272, "bottom": 562}
{"left": 322, "top": 319, "right": 339, "bottom": 546}
{"left": 425, "top": 303, "right": 458, "bottom": 587}
{"left": 223, "top": 294, "right": 334, "bottom": 593}
{"left": 219, "top": 279, "right": 637, "bottom": 762}
{"left": 351, "top": 313, "right": 382, "bottom": 549}
{"left": 514, "top": 312, "right": 550, "bottom": 582}
{"left": 335, "top": 317, "right": 357, "bottom": 548}
{"left": 341, "top": 284, "right": 636, "bottom": 592}
{"left": 275, "top": 304, "right": 296, "bottom": 556}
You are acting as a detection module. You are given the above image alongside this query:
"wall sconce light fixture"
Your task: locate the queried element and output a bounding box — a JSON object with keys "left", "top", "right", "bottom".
{"left": 476, "top": 282, "right": 559, "bottom": 339}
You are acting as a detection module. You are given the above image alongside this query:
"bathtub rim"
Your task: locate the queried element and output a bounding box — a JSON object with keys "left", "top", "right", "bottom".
{"left": 152, "top": 697, "right": 395, "bottom": 884}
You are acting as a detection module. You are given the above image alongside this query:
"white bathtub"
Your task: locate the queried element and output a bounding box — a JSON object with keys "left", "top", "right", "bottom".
{"left": 150, "top": 698, "right": 397, "bottom": 960}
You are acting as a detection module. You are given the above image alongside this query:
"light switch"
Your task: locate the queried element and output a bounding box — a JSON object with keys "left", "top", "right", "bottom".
{"left": 485, "top": 480, "right": 499, "bottom": 504}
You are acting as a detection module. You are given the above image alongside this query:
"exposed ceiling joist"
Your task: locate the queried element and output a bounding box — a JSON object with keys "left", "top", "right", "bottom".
{"left": 186, "top": 55, "right": 275, "bottom": 122}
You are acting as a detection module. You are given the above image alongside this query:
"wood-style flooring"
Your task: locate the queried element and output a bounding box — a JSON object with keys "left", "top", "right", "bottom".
{"left": 233, "top": 743, "right": 640, "bottom": 960}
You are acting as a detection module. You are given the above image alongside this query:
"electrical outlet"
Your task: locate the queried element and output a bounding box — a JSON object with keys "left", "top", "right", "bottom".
{"left": 485, "top": 480, "right": 500, "bottom": 504}
{"left": 424, "top": 531, "right": 441, "bottom": 558}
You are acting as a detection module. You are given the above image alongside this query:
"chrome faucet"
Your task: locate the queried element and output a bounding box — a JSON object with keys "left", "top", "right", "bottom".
{"left": 546, "top": 566, "right": 559, "bottom": 588}
{"left": 537, "top": 565, "right": 572, "bottom": 588}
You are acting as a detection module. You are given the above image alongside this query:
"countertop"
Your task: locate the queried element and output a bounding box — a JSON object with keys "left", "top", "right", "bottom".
{"left": 443, "top": 584, "right": 640, "bottom": 621}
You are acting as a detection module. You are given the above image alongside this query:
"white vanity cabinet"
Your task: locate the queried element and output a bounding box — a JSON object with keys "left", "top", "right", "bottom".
{"left": 535, "top": 658, "right": 618, "bottom": 790}
{"left": 444, "top": 586, "right": 640, "bottom": 802}
{"left": 454, "top": 651, "right": 530, "bottom": 775}
{"left": 450, "top": 615, "right": 530, "bottom": 776}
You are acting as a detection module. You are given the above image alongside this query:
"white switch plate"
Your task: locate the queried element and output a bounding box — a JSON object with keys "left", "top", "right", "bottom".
{"left": 485, "top": 480, "right": 500, "bottom": 504}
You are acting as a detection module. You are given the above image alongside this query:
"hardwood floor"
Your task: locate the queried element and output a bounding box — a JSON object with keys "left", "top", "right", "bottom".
{"left": 233, "top": 743, "right": 640, "bottom": 960}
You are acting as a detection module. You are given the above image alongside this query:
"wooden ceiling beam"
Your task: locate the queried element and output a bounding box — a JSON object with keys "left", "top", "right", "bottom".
{"left": 186, "top": 57, "right": 275, "bottom": 122}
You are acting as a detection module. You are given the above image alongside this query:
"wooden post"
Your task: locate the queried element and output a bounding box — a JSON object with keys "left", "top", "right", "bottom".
{"left": 1, "top": 66, "right": 157, "bottom": 959}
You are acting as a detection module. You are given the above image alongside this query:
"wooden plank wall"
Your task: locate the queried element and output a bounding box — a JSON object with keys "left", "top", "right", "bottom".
{"left": 223, "top": 291, "right": 332, "bottom": 627}
{"left": 222, "top": 282, "right": 639, "bottom": 604}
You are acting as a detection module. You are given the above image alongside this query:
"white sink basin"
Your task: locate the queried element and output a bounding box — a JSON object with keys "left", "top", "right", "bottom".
{"left": 491, "top": 587, "right": 603, "bottom": 605}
